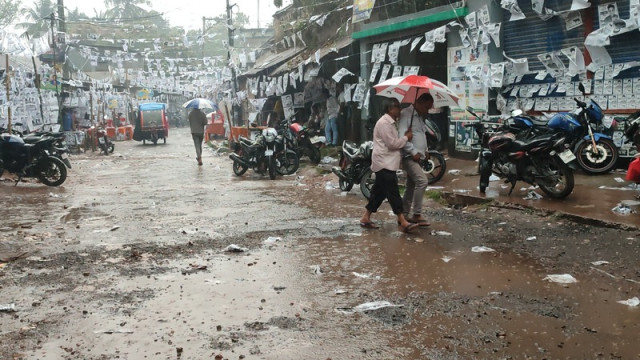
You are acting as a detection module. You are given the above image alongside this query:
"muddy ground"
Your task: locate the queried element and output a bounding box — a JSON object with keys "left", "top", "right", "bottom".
{"left": 0, "top": 127, "right": 639, "bottom": 360}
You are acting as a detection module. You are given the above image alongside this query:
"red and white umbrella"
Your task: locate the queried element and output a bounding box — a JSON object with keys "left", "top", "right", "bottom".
{"left": 373, "top": 75, "right": 460, "bottom": 108}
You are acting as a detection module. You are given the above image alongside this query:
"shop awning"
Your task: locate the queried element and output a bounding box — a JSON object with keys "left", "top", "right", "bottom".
{"left": 240, "top": 46, "right": 307, "bottom": 77}
{"left": 268, "top": 36, "right": 354, "bottom": 76}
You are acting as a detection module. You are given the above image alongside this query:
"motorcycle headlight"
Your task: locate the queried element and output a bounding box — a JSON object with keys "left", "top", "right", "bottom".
{"left": 265, "top": 135, "right": 275, "bottom": 143}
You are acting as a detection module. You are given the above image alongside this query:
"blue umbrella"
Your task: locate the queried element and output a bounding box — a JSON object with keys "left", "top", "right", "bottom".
{"left": 182, "top": 98, "right": 217, "bottom": 110}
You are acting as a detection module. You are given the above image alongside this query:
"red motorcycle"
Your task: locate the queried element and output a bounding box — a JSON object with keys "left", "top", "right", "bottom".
{"left": 85, "top": 126, "right": 114, "bottom": 155}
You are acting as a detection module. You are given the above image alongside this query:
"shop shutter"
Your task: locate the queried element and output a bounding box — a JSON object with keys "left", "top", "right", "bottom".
{"left": 594, "top": 0, "right": 640, "bottom": 63}
{"left": 502, "top": 0, "right": 586, "bottom": 71}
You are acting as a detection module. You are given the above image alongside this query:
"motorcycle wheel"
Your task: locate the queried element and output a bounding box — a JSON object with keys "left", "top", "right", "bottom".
{"left": 37, "top": 157, "right": 67, "bottom": 187}
{"left": 276, "top": 149, "right": 299, "bottom": 175}
{"left": 422, "top": 151, "right": 446, "bottom": 185}
{"left": 478, "top": 156, "right": 492, "bottom": 194}
{"left": 575, "top": 139, "right": 619, "bottom": 175}
{"left": 307, "top": 145, "right": 321, "bottom": 165}
{"left": 108, "top": 143, "right": 115, "bottom": 153}
{"left": 268, "top": 156, "right": 276, "bottom": 180}
{"left": 232, "top": 150, "right": 248, "bottom": 176}
{"left": 360, "top": 168, "right": 375, "bottom": 199}
{"left": 537, "top": 159, "right": 575, "bottom": 199}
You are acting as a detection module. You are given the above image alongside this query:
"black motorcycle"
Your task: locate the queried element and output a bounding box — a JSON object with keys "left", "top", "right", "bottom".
{"left": 0, "top": 133, "right": 68, "bottom": 186}
{"left": 332, "top": 140, "right": 374, "bottom": 198}
{"left": 466, "top": 107, "right": 575, "bottom": 199}
{"left": 422, "top": 117, "right": 447, "bottom": 184}
{"left": 1, "top": 126, "right": 71, "bottom": 170}
{"left": 229, "top": 128, "right": 280, "bottom": 180}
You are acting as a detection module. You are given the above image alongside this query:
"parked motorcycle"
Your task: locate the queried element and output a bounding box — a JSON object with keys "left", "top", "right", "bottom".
{"left": 507, "top": 83, "right": 618, "bottom": 175}
{"left": 229, "top": 128, "right": 280, "bottom": 180}
{"left": 422, "top": 116, "right": 447, "bottom": 184}
{"left": 96, "top": 126, "right": 115, "bottom": 155}
{"left": 286, "top": 119, "right": 324, "bottom": 164}
{"left": 1, "top": 126, "right": 72, "bottom": 169}
{"left": 332, "top": 140, "right": 374, "bottom": 198}
{"left": 623, "top": 110, "right": 640, "bottom": 151}
{"left": 466, "top": 107, "right": 575, "bottom": 199}
{"left": 0, "top": 133, "right": 68, "bottom": 186}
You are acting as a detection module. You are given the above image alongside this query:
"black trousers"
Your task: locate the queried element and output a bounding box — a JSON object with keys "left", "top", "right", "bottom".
{"left": 365, "top": 169, "right": 404, "bottom": 215}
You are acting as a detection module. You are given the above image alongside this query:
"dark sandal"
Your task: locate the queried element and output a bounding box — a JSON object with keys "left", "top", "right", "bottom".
{"left": 399, "top": 223, "right": 419, "bottom": 233}
{"left": 360, "top": 221, "right": 380, "bottom": 229}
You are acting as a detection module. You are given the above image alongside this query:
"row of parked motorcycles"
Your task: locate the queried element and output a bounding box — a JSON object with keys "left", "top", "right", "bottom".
{"left": 229, "top": 116, "right": 324, "bottom": 180}
{"left": 0, "top": 126, "right": 72, "bottom": 186}
{"left": 466, "top": 82, "right": 640, "bottom": 199}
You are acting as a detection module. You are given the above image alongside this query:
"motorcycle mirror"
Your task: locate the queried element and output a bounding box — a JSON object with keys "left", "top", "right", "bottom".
{"left": 578, "top": 82, "right": 586, "bottom": 95}
{"left": 465, "top": 106, "right": 479, "bottom": 119}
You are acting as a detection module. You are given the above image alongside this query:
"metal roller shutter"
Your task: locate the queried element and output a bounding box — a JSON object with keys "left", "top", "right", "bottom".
{"left": 502, "top": 0, "right": 586, "bottom": 71}
{"left": 594, "top": 0, "right": 640, "bottom": 63}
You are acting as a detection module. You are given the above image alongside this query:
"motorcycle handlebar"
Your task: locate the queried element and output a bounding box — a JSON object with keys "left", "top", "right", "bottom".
{"left": 574, "top": 98, "right": 587, "bottom": 109}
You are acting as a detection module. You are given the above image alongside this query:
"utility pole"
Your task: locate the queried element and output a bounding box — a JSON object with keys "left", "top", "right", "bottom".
{"left": 49, "top": 12, "right": 61, "bottom": 126}
{"left": 5, "top": 54, "right": 11, "bottom": 133}
{"left": 227, "top": 0, "right": 238, "bottom": 125}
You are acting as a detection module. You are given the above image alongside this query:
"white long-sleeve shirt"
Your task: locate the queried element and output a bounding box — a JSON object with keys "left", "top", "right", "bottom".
{"left": 371, "top": 113, "right": 409, "bottom": 172}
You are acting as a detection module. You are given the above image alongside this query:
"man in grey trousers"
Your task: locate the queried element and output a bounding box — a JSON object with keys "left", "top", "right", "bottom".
{"left": 397, "top": 93, "right": 434, "bottom": 226}
{"left": 189, "top": 108, "right": 208, "bottom": 165}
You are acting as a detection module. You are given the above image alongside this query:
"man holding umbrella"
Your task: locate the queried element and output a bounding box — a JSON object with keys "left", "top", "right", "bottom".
{"left": 397, "top": 93, "right": 433, "bottom": 227}
{"left": 189, "top": 106, "right": 208, "bottom": 166}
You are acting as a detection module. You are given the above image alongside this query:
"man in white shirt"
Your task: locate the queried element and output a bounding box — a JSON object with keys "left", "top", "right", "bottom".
{"left": 397, "top": 93, "right": 433, "bottom": 226}
{"left": 359, "top": 98, "right": 419, "bottom": 233}
{"left": 324, "top": 88, "right": 340, "bottom": 146}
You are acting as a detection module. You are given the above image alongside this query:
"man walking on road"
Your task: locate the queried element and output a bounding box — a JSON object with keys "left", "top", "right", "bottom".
{"left": 189, "top": 107, "right": 208, "bottom": 166}
{"left": 397, "top": 93, "right": 434, "bottom": 227}
{"left": 359, "top": 98, "right": 419, "bottom": 234}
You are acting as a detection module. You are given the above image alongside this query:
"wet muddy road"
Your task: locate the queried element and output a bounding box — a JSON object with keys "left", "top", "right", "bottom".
{"left": 1, "top": 127, "right": 639, "bottom": 359}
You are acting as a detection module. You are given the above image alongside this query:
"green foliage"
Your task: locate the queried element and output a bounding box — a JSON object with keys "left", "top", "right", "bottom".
{"left": 17, "top": 0, "right": 55, "bottom": 38}
{"left": 0, "top": 0, "right": 20, "bottom": 28}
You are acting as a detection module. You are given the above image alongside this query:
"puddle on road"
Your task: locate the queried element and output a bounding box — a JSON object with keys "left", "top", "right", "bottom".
{"left": 289, "top": 228, "right": 640, "bottom": 358}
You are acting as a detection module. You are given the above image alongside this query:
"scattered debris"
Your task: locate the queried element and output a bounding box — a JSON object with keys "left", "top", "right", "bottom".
{"left": 431, "top": 230, "right": 452, "bottom": 236}
{"left": 310, "top": 265, "right": 323, "bottom": 274}
{"left": 611, "top": 203, "right": 634, "bottom": 215}
{"left": 109, "top": 226, "right": 120, "bottom": 231}
{"left": 526, "top": 236, "right": 537, "bottom": 241}
{"left": 489, "top": 174, "right": 500, "bottom": 181}
{"left": 523, "top": 190, "right": 543, "bottom": 200}
{"left": 325, "top": 181, "right": 337, "bottom": 190}
{"left": 321, "top": 156, "right": 336, "bottom": 164}
{"left": 591, "top": 260, "right": 609, "bottom": 266}
{"left": 471, "top": 246, "right": 495, "bottom": 253}
{"left": 334, "top": 289, "right": 348, "bottom": 295}
{"left": 448, "top": 169, "right": 461, "bottom": 175}
{"left": 616, "top": 297, "right": 639, "bottom": 307}
{"left": 0, "top": 303, "right": 16, "bottom": 312}
{"left": 48, "top": 192, "right": 60, "bottom": 198}
{"left": 93, "top": 329, "right": 134, "bottom": 334}
{"left": 441, "top": 256, "right": 453, "bottom": 263}
{"left": 264, "top": 236, "right": 281, "bottom": 244}
{"left": 352, "top": 272, "right": 380, "bottom": 279}
{"left": 614, "top": 177, "right": 625, "bottom": 183}
{"left": 181, "top": 264, "right": 208, "bottom": 275}
{"left": 336, "top": 301, "right": 403, "bottom": 314}
{"left": 224, "top": 244, "right": 248, "bottom": 252}
{"left": 543, "top": 274, "right": 577, "bottom": 284}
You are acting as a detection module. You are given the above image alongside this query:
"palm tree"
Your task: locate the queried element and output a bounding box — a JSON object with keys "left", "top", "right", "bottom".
{"left": 103, "top": 0, "right": 152, "bottom": 21}
{"left": 0, "top": 0, "right": 20, "bottom": 29}
{"left": 17, "top": 0, "right": 56, "bottom": 38}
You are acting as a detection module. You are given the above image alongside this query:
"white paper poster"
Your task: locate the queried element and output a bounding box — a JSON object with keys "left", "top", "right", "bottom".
{"left": 420, "top": 31, "right": 435, "bottom": 52}
{"left": 391, "top": 65, "right": 403, "bottom": 78}
{"left": 490, "top": 63, "right": 505, "bottom": 88}
{"left": 571, "top": 0, "right": 591, "bottom": 10}
{"left": 560, "top": 46, "right": 585, "bottom": 76}
{"left": 369, "top": 63, "right": 381, "bottom": 83}
{"left": 379, "top": 64, "right": 391, "bottom": 82}
{"left": 501, "top": 0, "right": 526, "bottom": 21}
{"left": 564, "top": 11, "right": 583, "bottom": 31}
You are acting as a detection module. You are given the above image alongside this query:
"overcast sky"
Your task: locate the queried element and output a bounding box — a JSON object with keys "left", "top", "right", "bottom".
{"left": 62, "top": 0, "right": 292, "bottom": 31}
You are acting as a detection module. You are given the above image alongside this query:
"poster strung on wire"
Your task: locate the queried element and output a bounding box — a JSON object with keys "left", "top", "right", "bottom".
{"left": 448, "top": 45, "right": 489, "bottom": 152}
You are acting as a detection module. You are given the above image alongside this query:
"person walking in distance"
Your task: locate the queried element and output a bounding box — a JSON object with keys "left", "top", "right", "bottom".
{"left": 189, "top": 107, "right": 208, "bottom": 166}
{"left": 398, "top": 93, "right": 434, "bottom": 227}
{"left": 324, "top": 88, "right": 340, "bottom": 147}
{"left": 359, "top": 98, "right": 419, "bottom": 233}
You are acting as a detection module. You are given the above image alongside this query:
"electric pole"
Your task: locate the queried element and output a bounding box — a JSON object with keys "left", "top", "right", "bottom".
{"left": 227, "top": 0, "right": 238, "bottom": 124}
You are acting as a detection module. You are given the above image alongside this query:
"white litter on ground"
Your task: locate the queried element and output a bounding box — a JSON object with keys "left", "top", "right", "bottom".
{"left": 471, "top": 246, "right": 495, "bottom": 253}
{"left": 224, "top": 244, "right": 248, "bottom": 252}
{"left": 617, "top": 297, "right": 639, "bottom": 307}
{"left": 352, "top": 272, "right": 380, "bottom": 279}
{"left": 523, "top": 190, "right": 543, "bottom": 200}
{"left": 448, "top": 169, "right": 461, "bottom": 175}
{"left": 612, "top": 204, "right": 634, "bottom": 215}
{"left": 431, "top": 230, "right": 452, "bottom": 236}
{"left": 489, "top": 174, "right": 500, "bottom": 181}
{"left": 591, "top": 260, "right": 609, "bottom": 266}
{"left": 526, "top": 236, "right": 537, "bottom": 241}
{"left": 336, "top": 301, "right": 403, "bottom": 314}
{"left": 543, "top": 274, "right": 578, "bottom": 284}
{"left": 263, "top": 236, "right": 282, "bottom": 245}
{"left": 441, "top": 256, "right": 454, "bottom": 263}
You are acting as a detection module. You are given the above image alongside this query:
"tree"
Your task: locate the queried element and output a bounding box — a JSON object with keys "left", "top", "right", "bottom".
{"left": 17, "top": 0, "right": 56, "bottom": 38}
{"left": 0, "top": 0, "right": 20, "bottom": 29}
{"left": 65, "top": 7, "right": 90, "bottom": 22}
{"left": 103, "top": 0, "right": 152, "bottom": 21}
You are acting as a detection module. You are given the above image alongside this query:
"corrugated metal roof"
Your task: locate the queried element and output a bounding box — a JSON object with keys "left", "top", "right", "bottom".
{"left": 239, "top": 46, "right": 306, "bottom": 77}
{"left": 268, "top": 36, "right": 353, "bottom": 76}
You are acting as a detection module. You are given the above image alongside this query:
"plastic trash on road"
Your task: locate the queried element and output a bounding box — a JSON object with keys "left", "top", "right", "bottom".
{"left": 543, "top": 274, "right": 577, "bottom": 284}
{"left": 321, "top": 156, "right": 336, "bottom": 164}
{"left": 611, "top": 203, "right": 634, "bottom": 215}
{"left": 0, "top": 303, "right": 16, "bottom": 312}
{"left": 523, "top": 190, "right": 543, "bottom": 200}
{"left": 591, "top": 260, "right": 609, "bottom": 266}
{"left": 448, "top": 169, "right": 461, "bottom": 175}
{"left": 224, "top": 244, "right": 248, "bottom": 252}
{"left": 335, "top": 301, "right": 403, "bottom": 314}
{"left": 617, "top": 297, "right": 639, "bottom": 307}
{"left": 431, "top": 230, "right": 452, "bottom": 236}
{"left": 526, "top": 236, "right": 537, "bottom": 241}
{"left": 489, "top": 174, "right": 500, "bottom": 181}
{"left": 472, "top": 246, "right": 495, "bottom": 253}
{"left": 263, "top": 236, "right": 282, "bottom": 245}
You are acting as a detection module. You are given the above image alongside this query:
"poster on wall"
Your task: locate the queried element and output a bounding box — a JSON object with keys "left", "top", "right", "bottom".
{"left": 448, "top": 45, "right": 489, "bottom": 122}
